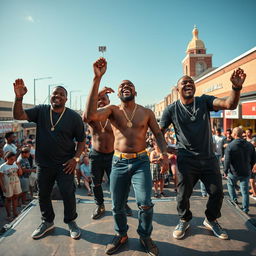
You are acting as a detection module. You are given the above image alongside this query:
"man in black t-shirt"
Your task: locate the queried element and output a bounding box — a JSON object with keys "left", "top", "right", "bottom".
{"left": 160, "top": 68, "right": 246, "bottom": 240}
{"left": 12, "top": 79, "right": 85, "bottom": 240}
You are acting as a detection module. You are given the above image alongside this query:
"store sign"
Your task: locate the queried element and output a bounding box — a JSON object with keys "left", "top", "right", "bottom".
{"left": 242, "top": 101, "right": 256, "bottom": 119}
{"left": 224, "top": 106, "right": 239, "bottom": 119}
{"left": 210, "top": 110, "right": 223, "bottom": 118}
{"left": 0, "top": 123, "right": 13, "bottom": 133}
{"left": 203, "top": 83, "right": 223, "bottom": 93}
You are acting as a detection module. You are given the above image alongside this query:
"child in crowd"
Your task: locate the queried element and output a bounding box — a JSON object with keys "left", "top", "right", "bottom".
{"left": 80, "top": 155, "right": 93, "bottom": 196}
{"left": 150, "top": 143, "right": 165, "bottom": 198}
{"left": 0, "top": 151, "right": 22, "bottom": 221}
{"left": 17, "top": 147, "right": 34, "bottom": 204}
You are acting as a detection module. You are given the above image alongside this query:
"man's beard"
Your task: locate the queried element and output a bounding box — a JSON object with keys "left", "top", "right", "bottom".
{"left": 183, "top": 94, "right": 194, "bottom": 100}
{"left": 51, "top": 102, "right": 64, "bottom": 109}
{"left": 119, "top": 94, "right": 135, "bottom": 102}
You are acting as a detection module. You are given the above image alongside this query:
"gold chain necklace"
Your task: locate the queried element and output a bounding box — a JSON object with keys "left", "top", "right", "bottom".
{"left": 50, "top": 107, "right": 66, "bottom": 131}
{"left": 121, "top": 104, "right": 137, "bottom": 128}
{"left": 99, "top": 119, "right": 109, "bottom": 133}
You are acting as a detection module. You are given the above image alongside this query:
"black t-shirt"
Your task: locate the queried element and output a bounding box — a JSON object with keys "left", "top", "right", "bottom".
{"left": 25, "top": 105, "right": 85, "bottom": 167}
{"left": 160, "top": 95, "right": 216, "bottom": 158}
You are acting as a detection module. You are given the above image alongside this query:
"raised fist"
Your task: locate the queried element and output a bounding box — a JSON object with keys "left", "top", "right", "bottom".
{"left": 93, "top": 58, "right": 107, "bottom": 78}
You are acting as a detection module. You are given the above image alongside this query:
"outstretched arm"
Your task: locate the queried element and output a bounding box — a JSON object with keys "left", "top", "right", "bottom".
{"left": 83, "top": 86, "right": 114, "bottom": 123}
{"left": 13, "top": 79, "right": 29, "bottom": 120}
{"left": 83, "top": 58, "right": 113, "bottom": 122}
{"left": 213, "top": 68, "right": 246, "bottom": 111}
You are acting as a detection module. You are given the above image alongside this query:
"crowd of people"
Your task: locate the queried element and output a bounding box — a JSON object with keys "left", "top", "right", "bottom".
{"left": 0, "top": 58, "right": 255, "bottom": 256}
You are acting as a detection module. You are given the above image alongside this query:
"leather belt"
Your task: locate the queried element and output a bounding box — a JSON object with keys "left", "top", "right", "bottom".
{"left": 114, "top": 150, "right": 147, "bottom": 159}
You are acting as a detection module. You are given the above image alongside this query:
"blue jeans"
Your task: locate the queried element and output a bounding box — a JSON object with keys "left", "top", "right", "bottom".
{"left": 227, "top": 173, "right": 249, "bottom": 213}
{"left": 110, "top": 153, "right": 153, "bottom": 238}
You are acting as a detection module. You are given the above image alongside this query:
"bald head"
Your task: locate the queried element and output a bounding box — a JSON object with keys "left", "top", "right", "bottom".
{"left": 232, "top": 127, "right": 243, "bottom": 138}
{"left": 177, "top": 75, "right": 194, "bottom": 86}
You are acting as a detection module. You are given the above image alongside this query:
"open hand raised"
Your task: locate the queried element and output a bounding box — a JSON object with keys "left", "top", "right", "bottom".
{"left": 13, "top": 79, "right": 28, "bottom": 98}
{"left": 98, "top": 86, "right": 115, "bottom": 98}
{"left": 230, "top": 68, "right": 246, "bottom": 89}
{"left": 93, "top": 58, "right": 107, "bottom": 78}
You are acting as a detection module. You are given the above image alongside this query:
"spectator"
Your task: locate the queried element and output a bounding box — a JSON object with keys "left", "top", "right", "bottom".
{"left": 224, "top": 127, "right": 256, "bottom": 213}
{"left": 213, "top": 128, "right": 224, "bottom": 167}
{"left": 3, "top": 132, "right": 17, "bottom": 155}
{"left": 80, "top": 155, "right": 93, "bottom": 196}
{"left": 249, "top": 137, "right": 256, "bottom": 198}
{"left": 0, "top": 151, "right": 22, "bottom": 221}
{"left": 17, "top": 147, "right": 34, "bottom": 204}
{"left": 246, "top": 128, "right": 253, "bottom": 142}
{"left": 150, "top": 143, "right": 165, "bottom": 198}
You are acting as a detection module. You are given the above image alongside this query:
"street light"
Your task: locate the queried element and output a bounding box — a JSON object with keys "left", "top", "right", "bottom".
{"left": 80, "top": 94, "right": 87, "bottom": 111}
{"left": 48, "top": 83, "right": 64, "bottom": 104}
{"left": 69, "top": 90, "right": 81, "bottom": 109}
{"left": 34, "top": 77, "right": 52, "bottom": 105}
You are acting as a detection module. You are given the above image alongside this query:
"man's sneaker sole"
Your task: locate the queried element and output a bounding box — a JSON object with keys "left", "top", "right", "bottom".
{"left": 70, "top": 230, "right": 81, "bottom": 239}
{"left": 203, "top": 220, "right": 228, "bottom": 240}
{"left": 91, "top": 211, "right": 105, "bottom": 220}
{"left": 32, "top": 225, "right": 55, "bottom": 239}
{"left": 140, "top": 239, "right": 159, "bottom": 256}
{"left": 173, "top": 223, "right": 190, "bottom": 239}
{"left": 105, "top": 237, "right": 128, "bottom": 255}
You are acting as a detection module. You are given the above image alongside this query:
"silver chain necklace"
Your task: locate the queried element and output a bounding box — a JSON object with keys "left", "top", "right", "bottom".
{"left": 179, "top": 98, "right": 196, "bottom": 121}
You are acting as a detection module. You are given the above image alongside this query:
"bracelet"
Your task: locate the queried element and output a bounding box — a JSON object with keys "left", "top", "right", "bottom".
{"left": 15, "top": 97, "right": 23, "bottom": 101}
{"left": 232, "top": 85, "right": 242, "bottom": 91}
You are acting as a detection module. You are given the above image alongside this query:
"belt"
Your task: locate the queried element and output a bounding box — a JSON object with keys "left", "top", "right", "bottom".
{"left": 114, "top": 150, "right": 147, "bottom": 159}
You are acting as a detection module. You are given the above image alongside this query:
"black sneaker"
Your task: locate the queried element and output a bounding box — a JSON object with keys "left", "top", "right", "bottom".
{"left": 173, "top": 220, "right": 190, "bottom": 239}
{"left": 91, "top": 204, "right": 105, "bottom": 219}
{"left": 31, "top": 221, "right": 54, "bottom": 239}
{"left": 140, "top": 237, "right": 159, "bottom": 256}
{"left": 203, "top": 218, "right": 228, "bottom": 240}
{"left": 105, "top": 235, "right": 128, "bottom": 255}
{"left": 68, "top": 221, "right": 81, "bottom": 239}
{"left": 125, "top": 204, "right": 133, "bottom": 216}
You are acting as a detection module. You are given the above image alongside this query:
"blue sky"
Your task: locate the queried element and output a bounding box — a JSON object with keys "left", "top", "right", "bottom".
{"left": 0, "top": 0, "right": 255, "bottom": 109}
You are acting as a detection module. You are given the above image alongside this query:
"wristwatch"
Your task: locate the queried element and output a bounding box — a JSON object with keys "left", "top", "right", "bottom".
{"left": 73, "top": 157, "right": 80, "bottom": 163}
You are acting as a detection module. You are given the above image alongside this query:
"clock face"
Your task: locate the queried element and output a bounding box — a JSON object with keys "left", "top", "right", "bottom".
{"left": 196, "top": 61, "right": 206, "bottom": 76}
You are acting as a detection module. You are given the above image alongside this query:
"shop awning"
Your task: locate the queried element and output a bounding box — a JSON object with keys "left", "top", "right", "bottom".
{"left": 210, "top": 110, "right": 223, "bottom": 118}
{"left": 224, "top": 105, "right": 239, "bottom": 119}
{"left": 242, "top": 101, "right": 256, "bottom": 119}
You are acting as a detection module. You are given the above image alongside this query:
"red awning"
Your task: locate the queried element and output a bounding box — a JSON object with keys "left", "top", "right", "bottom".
{"left": 242, "top": 101, "right": 256, "bottom": 119}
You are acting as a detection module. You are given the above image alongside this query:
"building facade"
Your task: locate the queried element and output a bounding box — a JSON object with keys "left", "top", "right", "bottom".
{"left": 154, "top": 26, "right": 256, "bottom": 132}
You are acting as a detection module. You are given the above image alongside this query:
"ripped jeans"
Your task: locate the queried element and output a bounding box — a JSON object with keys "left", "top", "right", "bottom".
{"left": 110, "top": 154, "right": 153, "bottom": 238}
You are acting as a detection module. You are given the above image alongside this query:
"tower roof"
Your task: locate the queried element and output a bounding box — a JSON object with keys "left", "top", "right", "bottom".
{"left": 186, "top": 25, "right": 205, "bottom": 53}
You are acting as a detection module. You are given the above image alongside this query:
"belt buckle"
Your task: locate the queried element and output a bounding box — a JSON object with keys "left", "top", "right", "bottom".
{"left": 122, "top": 153, "right": 136, "bottom": 159}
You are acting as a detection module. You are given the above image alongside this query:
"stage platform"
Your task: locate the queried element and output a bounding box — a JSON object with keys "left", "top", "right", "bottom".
{"left": 0, "top": 196, "right": 256, "bottom": 256}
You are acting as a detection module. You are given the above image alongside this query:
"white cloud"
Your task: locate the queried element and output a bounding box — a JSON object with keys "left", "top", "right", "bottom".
{"left": 25, "top": 16, "right": 35, "bottom": 23}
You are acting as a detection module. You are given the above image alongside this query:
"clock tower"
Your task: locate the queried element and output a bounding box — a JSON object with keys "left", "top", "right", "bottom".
{"left": 182, "top": 26, "right": 213, "bottom": 78}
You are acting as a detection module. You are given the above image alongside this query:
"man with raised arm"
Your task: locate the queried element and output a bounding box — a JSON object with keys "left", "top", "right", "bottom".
{"left": 160, "top": 68, "right": 246, "bottom": 240}
{"left": 84, "top": 58, "right": 168, "bottom": 256}
{"left": 83, "top": 89, "right": 132, "bottom": 219}
{"left": 12, "top": 80, "right": 85, "bottom": 240}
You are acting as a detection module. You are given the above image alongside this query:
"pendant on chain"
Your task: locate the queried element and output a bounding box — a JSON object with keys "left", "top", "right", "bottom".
{"left": 101, "top": 128, "right": 105, "bottom": 133}
{"left": 127, "top": 121, "right": 133, "bottom": 128}
{"left": 190, "top": 116, "right": 196, "bottom": 121}
{"left": 51, "top": 127, "right": 55, "bottom": 131}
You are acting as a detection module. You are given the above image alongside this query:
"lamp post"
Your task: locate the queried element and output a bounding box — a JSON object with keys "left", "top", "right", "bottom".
{"left": 34, "top": 77, "right": 52, "bottom": 105}
{"left": 80, "top": 94, "right": 87, "bottom": 111}
{"left": 69, "top": 90, "right": 81, "bottom": 109}
{"left": 48, "top": 83, "right": 64, "bottom": 104}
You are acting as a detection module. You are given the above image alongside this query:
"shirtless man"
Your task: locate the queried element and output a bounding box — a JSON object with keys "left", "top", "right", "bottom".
{"left": 84, "top": 58, "right": 168, "bottom": 256}
{"left": 83, "top": 90, "right": 132, "bottom": 219}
